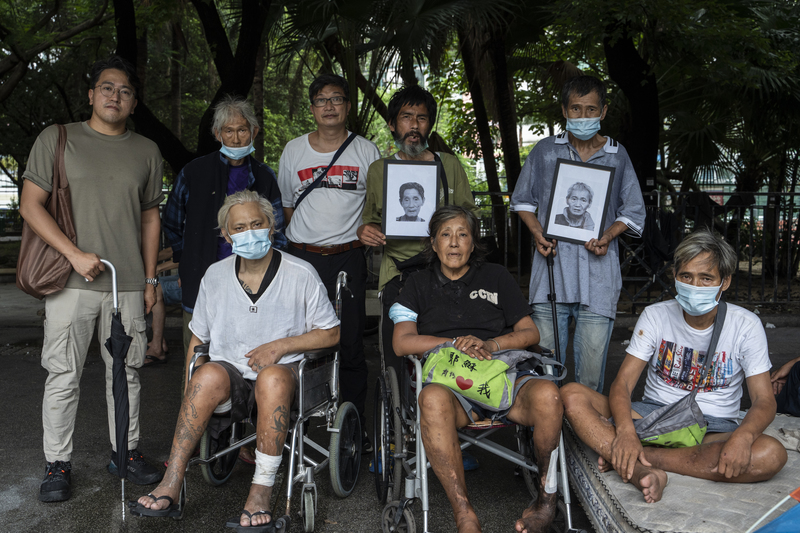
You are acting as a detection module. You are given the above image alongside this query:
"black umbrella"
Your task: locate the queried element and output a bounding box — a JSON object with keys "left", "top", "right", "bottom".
{"left": 100, "top": 260, "right": 133, "bottom": 518}
{"left": 546, "top": 250, "right": 564, "bottom": 386}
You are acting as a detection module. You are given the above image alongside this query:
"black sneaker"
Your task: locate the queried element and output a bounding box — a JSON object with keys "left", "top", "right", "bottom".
{"left": 361, "top": 431, "right": 374, "bottom": 454}
{"left": 39, "top": 460, "right": 72, "bottom": 502}
{"left": 107, "top": 449, "right": 163, "bottom": 485}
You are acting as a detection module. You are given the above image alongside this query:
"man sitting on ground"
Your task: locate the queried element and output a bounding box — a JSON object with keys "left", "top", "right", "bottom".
{"left": 131, "top": 190, "right": 339, "bottom": 529}
{"left": 563, "top": 230, "right": 787, "bottom": 503}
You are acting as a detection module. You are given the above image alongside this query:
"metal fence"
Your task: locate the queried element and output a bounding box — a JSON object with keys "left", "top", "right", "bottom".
{"left": 472, "top": 190, "right": 800, "bottom": 312}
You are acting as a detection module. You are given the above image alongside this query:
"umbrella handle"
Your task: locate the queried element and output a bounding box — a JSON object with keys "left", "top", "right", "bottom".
{"left": 99, "top": 259, "right": 119, "bottom": 314}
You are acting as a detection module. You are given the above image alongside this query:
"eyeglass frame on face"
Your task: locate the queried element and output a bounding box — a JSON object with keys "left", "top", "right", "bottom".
{"left": 311, "top": 96, "right": 347, "bottom": 107}
{"left": 94, "top": 83, "right": 136, "bottom": 101}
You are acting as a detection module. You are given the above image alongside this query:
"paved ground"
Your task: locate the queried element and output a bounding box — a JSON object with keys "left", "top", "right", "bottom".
{"left": 2, "top": 281, "right": 799, "bottom": 533}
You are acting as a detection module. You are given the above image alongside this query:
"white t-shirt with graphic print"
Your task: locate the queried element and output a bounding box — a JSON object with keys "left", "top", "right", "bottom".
{"left": 626, "top": 300, "right": 771, "bottom": 420}
{"left": 277, "top": 132, "right": 380, "bottom": 246}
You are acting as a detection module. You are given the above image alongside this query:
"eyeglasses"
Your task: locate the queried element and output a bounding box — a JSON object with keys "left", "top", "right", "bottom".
{"left": 94, "top": 83, "right": 135, "bottom": 101}
{"left": 312, "top": 96, "right": 347, "bottom": 107}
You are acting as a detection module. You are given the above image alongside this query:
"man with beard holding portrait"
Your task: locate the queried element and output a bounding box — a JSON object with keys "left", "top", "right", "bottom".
{"left": 358, "top": 85, "right": 477, "bottom": 376}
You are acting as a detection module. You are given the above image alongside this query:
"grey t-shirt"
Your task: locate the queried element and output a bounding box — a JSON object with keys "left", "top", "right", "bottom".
{"left": 23, "top": 122, "right": 164, "bottom": 292}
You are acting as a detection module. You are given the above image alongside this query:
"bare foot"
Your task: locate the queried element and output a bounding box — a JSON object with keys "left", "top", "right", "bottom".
{"left": 136, "top": 484, "right": 179, "bottom": 510}
{"left": 634, "top": 467, "right": 668, "bottom": 503}
{"left": 515, "top": 492, "right": 557, "bottom": 533}
{"left": 597, "top": 456, "right": 614, "bottom": 473}
{"left": 241, "top": 483, "right": 274, "bottom": 527}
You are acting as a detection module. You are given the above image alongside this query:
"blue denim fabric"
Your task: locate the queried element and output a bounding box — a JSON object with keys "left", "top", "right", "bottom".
{"left": 531, "top": 303, "right": 613, "bottom": 393}
{"left": 159, "top": 274, "right": 181, "bottom": 306}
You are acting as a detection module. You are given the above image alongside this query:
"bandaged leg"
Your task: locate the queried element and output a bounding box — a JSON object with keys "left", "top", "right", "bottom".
{"left": 252, "top": 450, "right": 282, "bottom": 487}
{"left": 544, "top": 448, "right": 558, "bottom": 494}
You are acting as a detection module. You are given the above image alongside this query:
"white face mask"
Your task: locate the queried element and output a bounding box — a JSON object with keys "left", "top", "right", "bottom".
{"left": 674, "top": 280, "right": 722, "bottom": 316}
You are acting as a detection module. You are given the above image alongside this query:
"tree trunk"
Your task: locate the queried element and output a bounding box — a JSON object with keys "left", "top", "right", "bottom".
{"left": 487, "top": 33, "right": 520, "bottom": 193}
{"left": 170, "top": 22, "right": 182, "bottom": 140}
{"left": 459, "top": 29, "right": 506, "bottom": 254}
{"left": 603, "top": 21, "right": 659, "bottom": 198}
{"left": 253, "top": 43, "right": 266, "bottom": 161}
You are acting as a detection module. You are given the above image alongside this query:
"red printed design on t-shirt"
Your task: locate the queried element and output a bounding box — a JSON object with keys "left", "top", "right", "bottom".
{"left": 297, "top": 165, "right": 359, "bottom": 191}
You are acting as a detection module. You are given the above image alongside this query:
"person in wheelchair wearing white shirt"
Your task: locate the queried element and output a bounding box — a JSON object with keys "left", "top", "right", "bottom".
{"left": 131, "top": 190, "right": 340, "bottom": 530}
{"left": 391, "top": 206, "right": 562, "bottom": 533}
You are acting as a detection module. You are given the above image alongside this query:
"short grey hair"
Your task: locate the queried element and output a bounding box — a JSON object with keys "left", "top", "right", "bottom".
{"left": 566, "top": 182, "right": 593, "bottom": 204}
{"left": 211, "top": 95, "right": 259, "bottom": 136}
{"left": 217, "top": 190, "right": 275, "bottom": 240}
{"left": 673, "top": 230, "right": 737, "bottom": 280}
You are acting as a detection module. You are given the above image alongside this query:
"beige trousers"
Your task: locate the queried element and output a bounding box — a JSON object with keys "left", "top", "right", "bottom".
{"left": 41, "top": 288, "right": 147, "bottom": 462}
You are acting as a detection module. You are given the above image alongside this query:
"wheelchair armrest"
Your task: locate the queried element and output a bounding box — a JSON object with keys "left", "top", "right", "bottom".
{"left": 188, "top": 343, "right": 210, "bottom": 380}
{"left": 304, "top": 345, "right": 339, "bottom": 361}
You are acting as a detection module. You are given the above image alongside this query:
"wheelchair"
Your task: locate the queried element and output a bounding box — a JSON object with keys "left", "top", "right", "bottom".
{"left": 186, "top": 271, "right": 361, "bottom": 532}
{"left": 372, "top": 311, "right": 587, "bottom": 532}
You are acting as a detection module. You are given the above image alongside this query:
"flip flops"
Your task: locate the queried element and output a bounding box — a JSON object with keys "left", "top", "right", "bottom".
{"left": 142, "top": 354, "right": 167, "bottom": 367}
{"left": 225, "top": 509, "right": 275, "bottom": 532}
{"left": 128, "top": 492, "right": 183, "bottom": 519}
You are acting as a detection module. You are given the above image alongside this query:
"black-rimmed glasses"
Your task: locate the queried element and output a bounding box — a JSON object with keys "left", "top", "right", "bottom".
{"left": 312, "top": 96, "right": 347, "bottom": 107}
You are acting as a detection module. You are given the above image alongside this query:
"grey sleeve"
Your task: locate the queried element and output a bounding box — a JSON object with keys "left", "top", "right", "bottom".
{"left": 614, "top": 149, "right": 645, "bottom": 237}
{"left": 510, "top": 150, "right": 538, "bottom": 213}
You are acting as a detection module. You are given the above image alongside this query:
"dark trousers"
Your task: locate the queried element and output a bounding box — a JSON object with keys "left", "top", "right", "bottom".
{"left": 380, "top": 276, "right": 404, "bottom": 377}
{"left": 286, "top": 246, "right": 368, "bottom": 425}
{"left": 776, "top": 361, "right": 800, "bottom": 417}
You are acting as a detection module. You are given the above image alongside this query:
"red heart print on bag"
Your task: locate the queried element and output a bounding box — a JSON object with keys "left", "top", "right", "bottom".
{"left": 456, "top": 376, "right": 473, "bottom": 390}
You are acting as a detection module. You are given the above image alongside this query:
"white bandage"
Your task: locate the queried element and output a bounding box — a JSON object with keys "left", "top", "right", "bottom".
{"left": 544, "top": 448, "right": 558, "bottom": 494}
{"left": 213, "top": 398, "right": 232, "bottom": 414}
{"left": 252, "top": 450, "right": 282, "bottom": 487}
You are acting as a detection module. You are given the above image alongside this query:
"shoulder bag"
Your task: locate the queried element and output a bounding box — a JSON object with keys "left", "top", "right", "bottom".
{"left": 16, "top": 125, "right": 77, "bottom": 299}
{"left": 293, "top": 132, "right": 357, "bottom": 209}
{"left": 633, "top": 300, "right": 728, "bottom": 448}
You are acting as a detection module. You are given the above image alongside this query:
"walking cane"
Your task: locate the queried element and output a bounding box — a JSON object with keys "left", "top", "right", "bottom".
{"left": 545, "top": 246, "right": 564, "bottom": 386}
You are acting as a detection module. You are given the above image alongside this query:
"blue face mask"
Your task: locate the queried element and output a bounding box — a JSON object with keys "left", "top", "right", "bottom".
{"left": 674, "top": 280, "right": 722, "bottom": 317}
{"left": 219, "top": 138, "right": 254, "bottom": 161}
{"left": 566, "top": 117, "right": 601, "bottom": 141}
{"left": 229, "top": 228, "right": 272, "bottom": 260}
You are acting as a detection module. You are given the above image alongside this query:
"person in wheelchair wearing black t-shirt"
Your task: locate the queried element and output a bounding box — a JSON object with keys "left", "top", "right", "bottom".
{"left": 391, "top": 205, "right": 562, "bottom": 533}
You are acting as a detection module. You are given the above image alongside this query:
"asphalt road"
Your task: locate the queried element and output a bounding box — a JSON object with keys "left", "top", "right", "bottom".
{"left": 2, "top": 283, "right": 798, "bottom": 533}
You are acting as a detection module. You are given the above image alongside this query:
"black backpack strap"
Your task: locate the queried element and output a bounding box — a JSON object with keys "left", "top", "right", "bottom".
{"left": 432, "top": 152, "right": 449, "bottom": 205}
{"left": 294, "top": 132, "right": 358, "bottom": 209}
{"left": 699, "top": 299, "right": 727, "bottom": 382}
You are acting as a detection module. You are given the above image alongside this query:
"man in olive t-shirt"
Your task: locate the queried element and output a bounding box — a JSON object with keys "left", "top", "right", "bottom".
{"left": 19, "top": 55, "right": 164, "bottom": 502}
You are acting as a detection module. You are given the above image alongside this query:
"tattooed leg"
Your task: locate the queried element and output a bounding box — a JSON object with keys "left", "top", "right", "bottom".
{"left": 240, "top": 364, "right": 297, "bottom": 526}
{"left": 135, "top": 362, "right": 230, "bottom": 511}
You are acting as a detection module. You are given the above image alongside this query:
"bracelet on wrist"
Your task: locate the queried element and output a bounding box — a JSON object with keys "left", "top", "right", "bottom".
{"left": 488, "top": 338, "right": 501, "bottom": 352}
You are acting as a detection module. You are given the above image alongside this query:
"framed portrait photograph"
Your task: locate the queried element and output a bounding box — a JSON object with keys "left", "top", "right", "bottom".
{"left": 542, "top": 158, "right": 615, "bottom": 246}
{"left": 382, "top": 159, "right": 441, "bottom": 239}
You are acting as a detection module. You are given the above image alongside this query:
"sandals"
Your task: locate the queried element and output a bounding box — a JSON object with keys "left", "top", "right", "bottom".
{"left": 225, "top": 509, "right": 275, "bottom": 532}
{"left": 129, "top": 492, "right": 183, "bottom": 519}
{"left": 142, "top": 354, "right": 167, "bottom": 367}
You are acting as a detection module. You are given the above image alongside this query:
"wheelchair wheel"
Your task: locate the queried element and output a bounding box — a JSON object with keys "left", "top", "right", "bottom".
{"left": 373, "top": 367, "right": 403, "bottom": 504}
{"left": 516, "top": 426, "right": 539, "bottom": 501}
{"left": 381, "top": 501, "right": 416, "bottom": 533}
{"left": 199, "top": 422, "right": 240, "bottom": 486}
{"left": 302, "top": 490, "right": 315, "bottom": 532}
{"left": 329, "top": 401, "right": 362, "bottom": 497}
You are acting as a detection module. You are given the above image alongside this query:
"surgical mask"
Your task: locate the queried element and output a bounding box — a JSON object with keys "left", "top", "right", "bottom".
{"left": 674, "top": 280, "right": 722, "bottom": 316}
{"left": 219, "top": 140, "right": 254, "bottom": 161}
{"left": 229, "top": 228, "right": 272, "bottom": 260}
{"left": 566, "top": 117, "right": 601, "bottom": 141}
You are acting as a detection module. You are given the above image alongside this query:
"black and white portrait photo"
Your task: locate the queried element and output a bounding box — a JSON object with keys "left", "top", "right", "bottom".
{"left": 382, "top": 159, "right": 440, "bottom": 239}
{"left": 543, "top": 159, "right": 614, "bottom": 245}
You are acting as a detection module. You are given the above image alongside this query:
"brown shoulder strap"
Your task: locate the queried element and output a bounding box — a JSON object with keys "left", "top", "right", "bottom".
{"left": 48, "top": 125, "right": 68, "bottom": 218}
